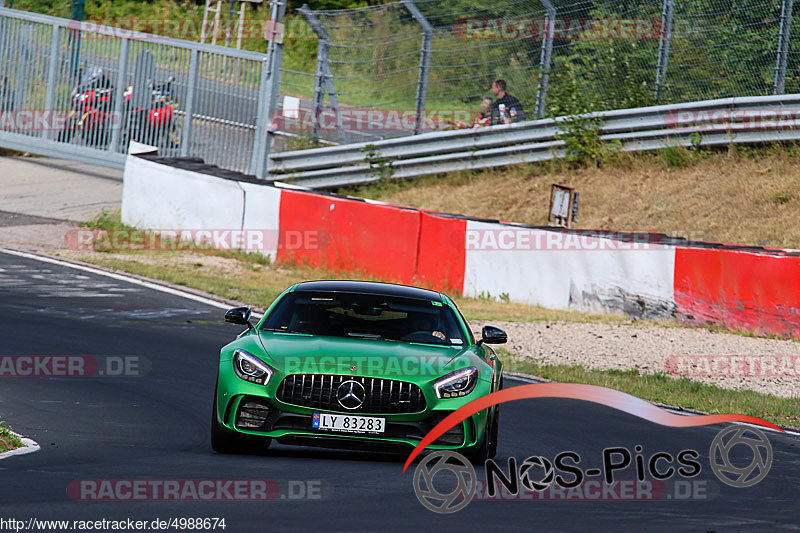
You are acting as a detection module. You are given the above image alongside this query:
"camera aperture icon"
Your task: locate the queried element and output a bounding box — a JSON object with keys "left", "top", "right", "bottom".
{"left": 519, "top": 456, "right": 555, "bottom": 491}
{"left": 709, "top": 426, "right": 772, "bottom": 488}
{"left": 413, "top": 451, "right": 477, "bottom": 514}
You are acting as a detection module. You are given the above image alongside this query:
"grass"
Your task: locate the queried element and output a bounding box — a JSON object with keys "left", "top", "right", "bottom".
{"left": 504, "top": 355, "right": 800, "bottom": 428}
{"left": 0, "top": 422, "right": 24, "bottom": 453}
{"left": 0, "top": 148, "right": 32, "bottom": 157}
{"left": 340, "top": 142, "right": 800, "bottom": 250}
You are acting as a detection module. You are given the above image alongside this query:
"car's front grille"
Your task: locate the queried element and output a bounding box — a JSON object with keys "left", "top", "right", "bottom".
{"left": 276, "top": 374, "right": 426, "bottom": 414}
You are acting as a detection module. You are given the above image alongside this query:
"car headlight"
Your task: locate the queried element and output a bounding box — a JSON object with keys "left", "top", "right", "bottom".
{"left": 232, "top": 349, "right": 273, "bottom": 386}
{"left": 434, "top": 367, "right": 478, "bottom": 398}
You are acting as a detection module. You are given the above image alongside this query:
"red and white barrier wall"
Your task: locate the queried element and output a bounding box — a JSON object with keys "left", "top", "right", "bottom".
{"left": 122, "top": 155, "right": 800, "bottom": 338}
{"left": 462, "top": 221, "right": 677, "bottom": 318}
{"left": 674, "top": 247, "right": 800, "bottom": 338}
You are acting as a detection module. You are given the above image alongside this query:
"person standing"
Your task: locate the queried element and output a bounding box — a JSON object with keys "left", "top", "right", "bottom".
{"left": 489, "top": 79, "right": 525, "bottom": 125}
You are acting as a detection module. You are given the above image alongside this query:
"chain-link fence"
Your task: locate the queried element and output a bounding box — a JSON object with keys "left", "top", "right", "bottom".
{"left": 285, "top": 0, "right": 799, "bottom": 145}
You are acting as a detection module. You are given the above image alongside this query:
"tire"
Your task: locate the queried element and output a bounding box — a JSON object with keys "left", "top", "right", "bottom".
{"left": 210, "top": 390, "right": 271, "bottom": 454}
{"left": 82, "top": 125, "right": 111, "bottom": 148}
{"left": 488, "top": 406, "right": 499, "bottom": 459}
{"left": 488, "top": 377, "right": 503, "bottom": 459}
{"left": 465, "top": 417, "right": 491, "bottom": 465}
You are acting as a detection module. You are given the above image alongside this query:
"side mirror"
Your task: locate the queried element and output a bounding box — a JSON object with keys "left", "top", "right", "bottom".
{"left": 225, "top": 306, "right": 252, "bottom": 327}
{"left": 478, "top": 325, "right": 507, "bottom": 345}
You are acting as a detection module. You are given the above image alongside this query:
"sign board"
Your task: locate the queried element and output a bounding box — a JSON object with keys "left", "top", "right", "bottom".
{"left": 548, "top": 184, "right": 579, "bottom": 228}
{"left": 264, "top": 19, "right": 285, "bottom": 43}
{"left": 282, "top": 96, "right": 301, "bottom": 120}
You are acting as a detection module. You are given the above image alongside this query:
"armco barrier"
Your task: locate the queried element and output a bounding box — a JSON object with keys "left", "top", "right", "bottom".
{"left": 275, "top": 189, "right": 421, "bottom": 283}
{"left": 121, "top": 155, "right": 800, "bottom": 338}
{"left": 268, "top": 95, "right": 800, "bottom": 189}
{"left": 121, "top": 156, "right": 246, "bottom": 231}
{"left": 674, "top": 247, "right": 800, "bottom": 338}
{"left": 462, "top": 221, "right": 677, "bottom": 319}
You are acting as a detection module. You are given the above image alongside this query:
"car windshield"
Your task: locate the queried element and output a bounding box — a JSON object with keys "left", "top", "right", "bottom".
{"left": 260, "top": 291, "right": 468, "bottom": 347}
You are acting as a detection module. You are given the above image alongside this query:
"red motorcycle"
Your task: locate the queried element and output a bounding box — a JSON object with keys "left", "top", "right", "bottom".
{"left": 58, "top": 67, "right": 180, "bottom": 150}
{"left": 58, "top": 67, "right": 115, "bottom": 146}
{"left": 121, "top": 76, "right": 181, "bottom": 150}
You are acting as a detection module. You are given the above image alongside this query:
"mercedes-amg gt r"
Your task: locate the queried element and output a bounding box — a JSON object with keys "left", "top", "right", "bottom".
{"left": 211, "top": 280, "right": 505, "bottom": 462}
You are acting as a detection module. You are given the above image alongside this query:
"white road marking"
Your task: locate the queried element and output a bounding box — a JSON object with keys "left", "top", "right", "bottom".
{"left": 0, "top": 248, "right": 245, "bottom": 313}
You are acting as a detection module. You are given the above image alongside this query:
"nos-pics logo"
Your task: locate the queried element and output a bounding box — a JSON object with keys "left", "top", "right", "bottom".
{"left": 412, "top": 426, "right": 773, "bottom": 513}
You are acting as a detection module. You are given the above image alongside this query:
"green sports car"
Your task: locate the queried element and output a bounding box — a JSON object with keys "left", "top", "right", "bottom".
{"left": 211, "top": 280, "right": 505, "bottom": 462}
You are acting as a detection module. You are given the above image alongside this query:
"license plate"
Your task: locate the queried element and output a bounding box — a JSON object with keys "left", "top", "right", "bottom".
{"left": 312, "top": 412, "right": 385, "bottom": 434}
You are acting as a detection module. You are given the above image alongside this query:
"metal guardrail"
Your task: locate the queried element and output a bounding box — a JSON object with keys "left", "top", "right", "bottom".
{"left": 268, "top": 94, "right": 800, "bottom": 189}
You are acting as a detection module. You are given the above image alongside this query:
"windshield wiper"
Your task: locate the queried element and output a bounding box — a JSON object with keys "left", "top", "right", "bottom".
{"left": 347, "top": 333, "right": 409, "bottom": 343}
{"left": 261, "top": 327, "right": 305, "bottom": 334}
{"left": 347, "top": 332, "right": 383, "bottom": 340}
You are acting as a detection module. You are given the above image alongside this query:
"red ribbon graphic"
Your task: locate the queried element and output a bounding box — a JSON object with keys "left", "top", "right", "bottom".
{"left": 403, "top": 383, "right": 783, "bottom": 472}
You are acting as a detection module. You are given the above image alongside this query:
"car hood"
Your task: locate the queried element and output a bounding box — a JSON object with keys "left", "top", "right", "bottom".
{"left": 256, "top": 331, "right": 481, "bottom": 380}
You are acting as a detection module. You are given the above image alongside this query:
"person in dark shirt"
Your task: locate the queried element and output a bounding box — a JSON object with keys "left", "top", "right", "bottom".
{"left": 489, "top": 79, "right": 525, "bottom": 125}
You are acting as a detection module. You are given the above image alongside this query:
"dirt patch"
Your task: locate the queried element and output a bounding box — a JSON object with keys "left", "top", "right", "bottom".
{"left": 58, "top": 249, "right": 261, "bottom": 276}
{"left": 0, "top": 223, "right": 75, "bottom": 252}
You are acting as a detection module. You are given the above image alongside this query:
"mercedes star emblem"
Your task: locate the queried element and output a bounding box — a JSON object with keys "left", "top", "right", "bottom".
{"left": 336, "top": 380, "right": 365, "bottom": 410}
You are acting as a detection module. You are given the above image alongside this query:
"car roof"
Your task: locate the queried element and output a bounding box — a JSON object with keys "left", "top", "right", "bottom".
{"left": 293, "top": 280, "right": 443, "bottom": 301}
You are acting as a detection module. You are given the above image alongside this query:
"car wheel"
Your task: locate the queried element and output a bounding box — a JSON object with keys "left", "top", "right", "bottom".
{"left": 488, "top": 377, "right": 503, "bottom": 458}
{"left": 210, "top": 389, "right": 271, "bottom": 454}
{"left": 465, "top": 419, "right": 491, "bottom": 465}
{"left": 488, "top": 406, "right": 499, "bottom": 459}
